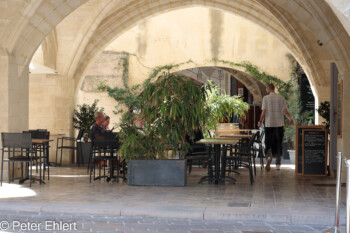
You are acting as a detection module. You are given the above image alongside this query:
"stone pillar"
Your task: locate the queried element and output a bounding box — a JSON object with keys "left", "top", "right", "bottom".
{"left": 0, "top": 50, "right": 29, "bottom": 181}
{"left": 341, "top": 72, "right": 350, "bottom": 158}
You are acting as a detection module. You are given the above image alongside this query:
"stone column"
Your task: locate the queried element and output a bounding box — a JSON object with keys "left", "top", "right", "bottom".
{"left": 0, "top": 50, "right": 29, "bottom": 181}
{"left": 341, "top": 72, "right": 350, "bottom": 160}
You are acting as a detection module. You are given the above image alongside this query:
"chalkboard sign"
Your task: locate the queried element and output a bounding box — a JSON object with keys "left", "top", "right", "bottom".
{"left": 302, "top": 130, "right": 327, "bottom": 176}
{"left": 295, "top": 126, "right": 324, "bottom": 175}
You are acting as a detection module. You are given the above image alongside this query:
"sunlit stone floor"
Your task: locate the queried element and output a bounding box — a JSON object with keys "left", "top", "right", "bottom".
{"left": 0, "top": 161, "right": 345, "bottom": 227}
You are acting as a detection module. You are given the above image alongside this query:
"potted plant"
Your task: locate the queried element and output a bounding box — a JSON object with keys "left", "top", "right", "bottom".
{"left": 73, "top": 100, "right": 104, "bottom": 164}
{"left": 203, "top": 81, "right": 249, "bottom": 136}
{"left": 282, "top": 66, "right": 311, "bottom": 164}
{"left": 100, "top": 63, "right": 249, "bottom": 186}
{"left": 101, "top": 70, "right": 209, "bottom": 186}
{"left": 316, "top": 101, "right": 330, "bottom": 130}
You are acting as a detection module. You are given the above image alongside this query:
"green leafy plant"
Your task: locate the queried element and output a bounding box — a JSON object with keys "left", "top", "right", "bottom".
{"left": 214, "top": 58, "right": 313, "bottom": 149}
{"left": 316, "top": 101, "right": 330, "bottom": 130}
{"left": 100, "top": 71, "right": 209, "bottom": 160}
{"left": 73, "top": 100, "right": 104, "bottom": 137}
{"left": 214, "top": 59, "right": 291, "bottom": 99}
{"left": 283, "top": 73, "right": 311, "bottom": 147}
{"left": 204, "top": 81, "right": 249, "bottom": 134}
{"left": 100, "top": 55, "right": 249, "bottom": 160}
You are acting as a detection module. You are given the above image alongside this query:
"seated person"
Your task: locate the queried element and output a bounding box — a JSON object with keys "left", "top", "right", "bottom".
{"left": 91, "top": 111, "right": 106, "bottom": 141}
{"left": 103, "top": 115, "right": 110, "bottom": 130}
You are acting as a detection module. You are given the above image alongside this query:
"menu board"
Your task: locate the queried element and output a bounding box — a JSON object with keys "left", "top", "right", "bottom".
{"left": 302, "top": 130, "right": 327, "bottom": 176}
{"left": 295, "top": 126, "right": 324, "bottom": 175}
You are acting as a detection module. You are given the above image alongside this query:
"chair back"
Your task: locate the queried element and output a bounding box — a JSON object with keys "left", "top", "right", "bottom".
{"left": 24, "top": 130, "right": 50, "bottom": 139}
{"left": 2, "top": 132, "right": 32, "bottom": 149}
{"left": 240, "top": 132, "right": 258, "bottom": 153}
{"left": 76, "top": 129, "right": 84, "bottom": 140}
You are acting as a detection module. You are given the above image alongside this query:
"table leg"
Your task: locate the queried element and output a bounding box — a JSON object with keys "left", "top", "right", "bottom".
{"left": 220, "top": 144, "right": 236, "bottom": 184}
{"left": 214, "top": 144, "right": 220, "bottom": 184}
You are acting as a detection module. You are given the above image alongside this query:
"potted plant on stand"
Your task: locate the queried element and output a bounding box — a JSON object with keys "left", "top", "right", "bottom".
{"left": 73, "top": 100, "right": 104, "bottom": 165}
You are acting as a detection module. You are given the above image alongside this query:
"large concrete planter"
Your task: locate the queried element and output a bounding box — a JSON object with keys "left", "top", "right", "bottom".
{"left": 288, "top": 150, "right": 296, "bottom": 165}
{"left": 127, "top": 159, "right": 186, "bottom": 186}
{"left": 77, "top": 142, "right": 91, "bottom": 164}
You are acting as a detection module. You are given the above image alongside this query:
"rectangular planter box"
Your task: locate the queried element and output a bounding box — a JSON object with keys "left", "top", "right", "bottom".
{"left": 77, "top": 142, "right": 91, "bottom": 164}
{"left": 127, "top": 159, "right": 186, "bottom": 186}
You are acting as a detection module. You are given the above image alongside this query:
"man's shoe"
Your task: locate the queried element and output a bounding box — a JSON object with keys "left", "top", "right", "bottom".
{"left": 276, "top": 165, "right": 281, "bottom": 170}
{"left": 265, "top": 157, "right": 272, "bottom": 171}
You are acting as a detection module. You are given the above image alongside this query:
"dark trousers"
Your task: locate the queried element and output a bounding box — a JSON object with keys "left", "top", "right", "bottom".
{"left": 264, "top": 127, "right": 284, "bottom": 165}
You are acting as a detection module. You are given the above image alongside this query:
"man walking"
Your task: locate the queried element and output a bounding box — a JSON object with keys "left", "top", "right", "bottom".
{"left": 258, "top": 84, "right": 294, "bottom": 171}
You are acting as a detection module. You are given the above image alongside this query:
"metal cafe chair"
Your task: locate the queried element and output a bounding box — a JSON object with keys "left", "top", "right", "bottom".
{"left": 55, "top": 129, "right": 84, "bottom": 166}
{"left": 0, "top": 132, "right": 41, "bottom": 187}
{"left": 224, "top": 132, "right": 258, "bottom": 185}
{"left": 252, "top": 130, "right": 265, "bottom": 171}
{"left": 25, "top": 130, "right": 51, "bottom": 180}
{"left": 89, "top": 136, "right": 123, "bottom": 183}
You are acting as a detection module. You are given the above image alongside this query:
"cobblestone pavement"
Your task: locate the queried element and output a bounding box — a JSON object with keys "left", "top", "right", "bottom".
{"left": 0, "top": 210, "right": 330, "bottom": 233}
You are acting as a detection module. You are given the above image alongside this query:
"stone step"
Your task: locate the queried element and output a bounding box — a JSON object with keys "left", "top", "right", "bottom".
{"left": 0, "top": 201, "right": 342, "bottom": 226}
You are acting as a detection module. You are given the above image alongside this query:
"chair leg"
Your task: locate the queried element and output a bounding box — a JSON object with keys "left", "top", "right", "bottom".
{"left": 12, "top": 163, "right": 14, "bottom": 182}
{"left": 87, "top": 150, "right": 93, "bottom": 174}
{"left": 8, "top": 162, "right": 10, "bottom": 184}
{"left": 208, "top": 157, "right": 213, "bottom": 184}
{"left": 189, "top": 160, "right": 192, "bottom": 174}
{"left": 47, "top": 145, "right": 50, "bottom": 180}
{"left": 55, "top": 138, "right": 59, "bottom": 165}
{"left": 21, "top": 162, "right": 23, "bottom": 178}
{"left": 60, "top": 140, "right": 63, "bottom": 166}
{"left": 249, "top": 166, "right": 254, "bottom": 185}
{"left": 253, "top": 156, "right": 256, "bottom": 176}
{"left": 39, "top": 154, "right": 42, "bottom": 184}
{"left": 29, "top": 160, "right": 32, "bottom": 188}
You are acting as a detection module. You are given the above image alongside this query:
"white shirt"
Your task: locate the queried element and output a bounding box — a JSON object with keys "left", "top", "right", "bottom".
{"left": 262, "top": 93, "right": 287, "bottom": 127}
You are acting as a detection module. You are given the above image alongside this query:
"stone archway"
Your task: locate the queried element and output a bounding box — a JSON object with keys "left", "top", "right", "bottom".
{"left": 2, "top": 0, "right": 350, "bottom": 155}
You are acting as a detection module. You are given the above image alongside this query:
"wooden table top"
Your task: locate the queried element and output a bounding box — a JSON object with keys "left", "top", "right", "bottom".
{"left": 196, "top": 138, "right": 239, "bottom": 145}
{"left": 215, "top": 134, "right": 252, "bottom": 139}
{"left": 216, "top": 128, "right": 251, "bottom": 131}
{"left": 32, "top": 139, "right": 54, "bottom": 144}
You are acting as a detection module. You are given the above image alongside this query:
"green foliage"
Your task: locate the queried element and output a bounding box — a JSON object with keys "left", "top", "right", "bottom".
{"left": 203, "top": 81, "right": 249, "bottom": 133}
{"left": 214, "top": 59, "right": 291, "bottom": 99}
{"left": 73, "top": 100, "right": 104, "bottom": 135}
{"left": 100, "top": 71, "right": 209, "bottom": 160}
{"left": 316, "top": 101, "right": 330, "bottom": 130}
{"left": 214, "top": 58, "right": 312, "bottom": 148}
{"left": 119, "top": 52, "right": 130, "bottom": 89}
{"left": 140, "top": 72, "right": 209, "bottom": 159}
{"left": 100, "top": 54, "right": 249, "bottom": 160}
{"left": 283, "top": 74, "right": 311, "bottom": 145}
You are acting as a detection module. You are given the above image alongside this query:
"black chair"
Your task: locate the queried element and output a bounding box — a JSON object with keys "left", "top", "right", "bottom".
{"left": 252, "top": 130, "right": 265, "bottom": 171}
{"left": 30, "top": 130, "right": 50, "bottom": 180}
{"left": 0, "top": 133, "right": 41, "bottom": 187}
{"left": 224, "top": 132, "right": 258, "bottom": 185}
{"left": 55, "top": 129, "right": 84, "bottom": 166}
{"left": 89, "top": 133, "right": 124, "bottom": 183}
{"left": 185, "top": 129, "right": 214, "bottom": 184}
